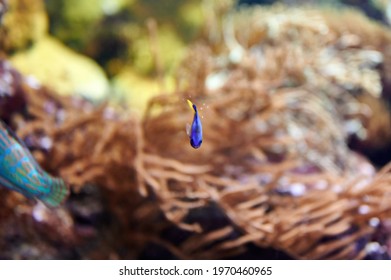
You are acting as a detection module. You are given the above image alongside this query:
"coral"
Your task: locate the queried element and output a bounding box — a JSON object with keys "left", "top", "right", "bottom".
{"left": 84, "top": 8, "right": 194, "bottom": 78}
{"left": 0, "top": 0, "right": 111, "bottom": 103}
{"left": 10, "top": 36, "right": 110, "bottom": 101}
{"left": 45, "top": 0, "right": 134, "bottom": 51}
{"left": 46, "top": 0, "right": 203, "bottom": 77}
{"left": 111, "top": 67, "right": 175, "bottom": 115}
{"left": 45, "top": 0, "right": 108, "bottom": 51}
{"left": 0, "top": 59, "right": 27, "bottom": 123}
{"left": 136, "top": 4, "right": 391, "bottom": 259}
{"left": 0, "top": 0, "right": 7, "bottom": 23}
{"left": 0, "top": 0, "right": 47, "bottom": 52}
{"left": 1, "top": 3, "right": 391, "bottom": 260}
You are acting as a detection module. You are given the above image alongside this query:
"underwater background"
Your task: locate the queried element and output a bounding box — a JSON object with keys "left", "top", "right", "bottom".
{"left": 0, "top": 0, "right": 391, "bottom": 259}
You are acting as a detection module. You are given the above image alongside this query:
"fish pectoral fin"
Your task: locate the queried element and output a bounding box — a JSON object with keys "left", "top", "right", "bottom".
{"left": 186, "top": 123, "right": 191, "bottom": 136}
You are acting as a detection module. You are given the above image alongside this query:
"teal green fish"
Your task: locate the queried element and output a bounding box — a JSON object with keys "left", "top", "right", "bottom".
{"left": 0, "top": 121, "right": 68, "bottom": 207}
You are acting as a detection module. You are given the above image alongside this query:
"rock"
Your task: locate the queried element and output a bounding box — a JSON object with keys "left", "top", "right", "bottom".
{"left": 46, "top": 0, "right": 134, "bottom": 51}
{"left": 10, "top": 36, "right": 110, "bottom": 101}
{"left": 47, "top": 0, "right": 202, "bottom": 78}
{"left": 0, "top": 0, "right": 47, "bottom": 51}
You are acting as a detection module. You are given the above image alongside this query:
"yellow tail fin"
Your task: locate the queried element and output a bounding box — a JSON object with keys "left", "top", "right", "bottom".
{"left": 187, "top": 99, "right": 195, "bottom": 112}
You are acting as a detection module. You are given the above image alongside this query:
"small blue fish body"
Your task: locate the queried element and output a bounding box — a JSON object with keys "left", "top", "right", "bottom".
{"left": 186, "top": 99, "right": 203, "bottom": 149}
{"left": 0, "top": 121, "right": 68, "bottom": 207}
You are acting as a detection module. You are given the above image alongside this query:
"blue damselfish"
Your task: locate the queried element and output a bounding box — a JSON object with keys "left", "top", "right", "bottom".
{"left": 186, "top": 99, "right": 203, "bottom": 149}
{"left": 0, "top": 121, "right": 68, "bottom": 207}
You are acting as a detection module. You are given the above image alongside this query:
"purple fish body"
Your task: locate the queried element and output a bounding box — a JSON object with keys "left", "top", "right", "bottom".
{"left": 0, "top": 121, "right": 68, "bottom": 207}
